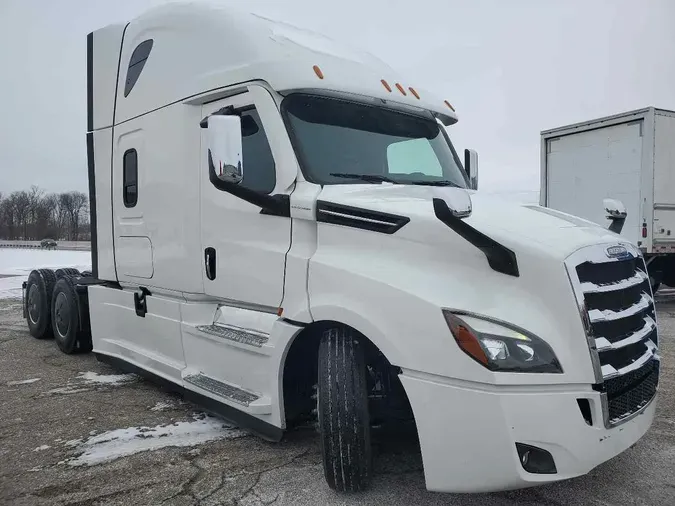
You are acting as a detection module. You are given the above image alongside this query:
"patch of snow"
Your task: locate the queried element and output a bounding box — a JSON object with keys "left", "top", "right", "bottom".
{"left": 0, "top": 303, "right": 22, "bottom": 312}
{"left": 28, "top": 466, "right": 43, "bottom": 472}
{"left": 65, "top": 438, "right": 83, "bottom": 448}
{"left": 43, "top": 371, "right": 136, "bottom": 396}
{"left": 76, "top": 371, "right": 136, "bottom": 386}
{"left": 45, "top": 386, "right": 91, "bottom": 395}
{"left": 65, "top": 414, "right": 247, "bottom": 466}
{"left": 7, "top": 378, "right": 41, "bottom": 385}
{"left": 33, "top": 445, "right": 51, "bottom": 452}
{"left": 150, "top": 400, "right": 177, "bottom": 411}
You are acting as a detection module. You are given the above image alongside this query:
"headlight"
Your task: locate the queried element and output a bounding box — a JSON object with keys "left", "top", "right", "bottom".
{"left": 442, "top": 310, "right": 563, "bottom": 373}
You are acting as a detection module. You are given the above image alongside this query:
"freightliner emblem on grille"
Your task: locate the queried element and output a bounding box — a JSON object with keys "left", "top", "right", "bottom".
{"left": 605, "top": 245, "right": 629, "bottom": 258}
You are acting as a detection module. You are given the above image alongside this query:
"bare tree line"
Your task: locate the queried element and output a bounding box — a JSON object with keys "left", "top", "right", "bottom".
{"left": 0, "top": 186, "right": 90, "bottom": 241}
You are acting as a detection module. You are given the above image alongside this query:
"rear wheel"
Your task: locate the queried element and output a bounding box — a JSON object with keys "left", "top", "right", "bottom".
{"left": 55, "top": 268, "right": 80, "bottom": 279}
{"left": 51, "top": 277, "right": 82, "bottom": 355}
{"left": 25, "top": 269, "right": 56, "bottom": 339}
{"left": 317, "top": 326, "right": 372, "bottom": 492}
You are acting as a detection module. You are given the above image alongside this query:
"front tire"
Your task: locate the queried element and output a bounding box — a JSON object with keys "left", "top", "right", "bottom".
{"left": 25, "top": 269, "right": 56, "bottom": 339}
{"left": 317, "top": 326, "right": 372, "bottom": 492}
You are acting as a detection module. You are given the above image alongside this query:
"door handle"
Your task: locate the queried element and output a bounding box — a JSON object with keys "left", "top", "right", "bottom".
{"left": 205, "top": 247, "right": 216, "bottom": 280}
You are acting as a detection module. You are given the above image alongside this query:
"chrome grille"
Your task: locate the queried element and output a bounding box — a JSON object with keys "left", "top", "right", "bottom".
{"left": 565, "top": 243, "right": 659, "bottom": 427}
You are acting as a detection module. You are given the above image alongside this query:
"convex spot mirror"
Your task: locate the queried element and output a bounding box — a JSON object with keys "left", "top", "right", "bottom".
{"left": 603, "top": 198, "right": 627, "bottom": 219}
{"left": 434, "top": 187, "right": 472, "bottom": 219}
{"left": 207, "top": 115, "right": 243, "bottom": 184}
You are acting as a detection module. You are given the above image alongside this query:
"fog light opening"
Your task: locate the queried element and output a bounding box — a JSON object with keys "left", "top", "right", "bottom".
{"left": 577, "top": 398, "right": 593, "bottom": 426}
{"left": 516, "top": 443, "right": 557, "bottom": 474}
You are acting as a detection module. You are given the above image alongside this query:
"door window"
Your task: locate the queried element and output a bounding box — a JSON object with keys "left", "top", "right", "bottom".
{"left": 240, "top": 108, "right": 276, "bottom": 194}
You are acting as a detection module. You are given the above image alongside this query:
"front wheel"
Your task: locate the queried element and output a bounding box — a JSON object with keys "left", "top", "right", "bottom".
{"left": 317, "top": 326, "right": 372, "bottom": 492}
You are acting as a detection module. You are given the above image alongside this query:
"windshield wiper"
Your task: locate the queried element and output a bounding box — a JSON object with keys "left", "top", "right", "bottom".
{"left": 329, "top": 173, "right": 399, "bottom": 184}
{"left": 407, "top": 180, "right": 461, "bottom": 187}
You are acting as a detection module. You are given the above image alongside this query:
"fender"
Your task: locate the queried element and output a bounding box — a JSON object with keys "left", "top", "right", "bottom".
{"left": 304, "top": 302, "right": 405, "bottom": 368}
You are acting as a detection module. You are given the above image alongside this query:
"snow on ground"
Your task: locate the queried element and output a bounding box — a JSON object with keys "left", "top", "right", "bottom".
{"left": 0, "top": 249, "right": 91, "bottom": 299}
{"left": 150, "top": 400, "right": 184, "bottom": 411}
{"left": 7, "top": 378, "right": 41, "bottom": 386}
{"left": 76, "top": 371, "right": 136, "bottom": 386}
{"left": 44, "top": 371, "right": 137, "bottom": 396}
{"left": 65, "top": 414, "right": 247, "bottom": 466}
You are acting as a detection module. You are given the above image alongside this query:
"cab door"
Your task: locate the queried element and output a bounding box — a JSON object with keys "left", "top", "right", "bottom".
{"left": 200, "top": 87, "right": 292, "bottom": 310}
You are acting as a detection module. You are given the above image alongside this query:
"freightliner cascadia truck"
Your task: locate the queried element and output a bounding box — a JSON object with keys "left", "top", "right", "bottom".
{"left": 22, "top": 2, "right": 659, "bottom": 494}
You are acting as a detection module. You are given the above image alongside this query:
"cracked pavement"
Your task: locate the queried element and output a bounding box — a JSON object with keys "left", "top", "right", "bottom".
{"left": 1, "top": 295, "right": 675, "bottom": 505}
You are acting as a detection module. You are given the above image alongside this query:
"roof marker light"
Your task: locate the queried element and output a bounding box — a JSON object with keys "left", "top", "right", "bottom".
{"left": 313, "top": 65, "right": 324, "bottom": 79}
{"left": 381, "top": 79, "right": 392, "bottom": 92}
{"left": 395, "top": 83, "right": 407, "bottom": 96}
{"left": 444, "top": 100, "right": 455, "bottom": 112}
{"left": 409, "top": 87, "right": 420, "bottom": 99}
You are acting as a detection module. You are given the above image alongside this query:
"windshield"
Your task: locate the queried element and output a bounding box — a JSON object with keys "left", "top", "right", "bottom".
{"left": 281, "top": 94, "right": 469, "bottom": 188}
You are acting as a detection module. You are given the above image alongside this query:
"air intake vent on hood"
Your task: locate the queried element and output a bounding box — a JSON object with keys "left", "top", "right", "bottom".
{"left": 316, "top": 201, "right": 410, "bottom": 234}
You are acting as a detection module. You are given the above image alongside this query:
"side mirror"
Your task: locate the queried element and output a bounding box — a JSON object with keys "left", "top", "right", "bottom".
{"left": 207, "top": 115, "right": 243, "bottom": 184}
{"left": 434, "top": 187, "right": 472, "bottom": 219}
{"left": 603, "top": 198, "right": 627, "bottom": 234}
{"left": 464, "top": 149, "right": 478, "bottom": 190}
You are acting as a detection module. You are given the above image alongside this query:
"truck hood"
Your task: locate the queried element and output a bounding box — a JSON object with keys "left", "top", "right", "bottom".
{"left": 318, "top": 184, "right": 626, "bottom": 259}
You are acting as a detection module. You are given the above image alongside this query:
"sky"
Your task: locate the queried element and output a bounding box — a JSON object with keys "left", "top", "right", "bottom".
{"left": 1, "top": 0, "right": 674, "bottom": 202}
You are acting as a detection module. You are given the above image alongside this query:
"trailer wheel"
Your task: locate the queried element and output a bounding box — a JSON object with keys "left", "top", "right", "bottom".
{"left": 25, "top": 269, "right": 56, "bottom": 339}
{"left": 51, "top": 276, "right": 82, "bottom": 355}
{"left": 317, "top": 326, "right": 372, "bottom": 492}
{"left": 55, "top": 268, "right": 80, "bottom": 279}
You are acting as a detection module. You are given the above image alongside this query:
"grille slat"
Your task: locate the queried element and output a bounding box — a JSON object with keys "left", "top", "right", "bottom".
{"left": 567, "top": 244, "right": 659, "bottom": 427}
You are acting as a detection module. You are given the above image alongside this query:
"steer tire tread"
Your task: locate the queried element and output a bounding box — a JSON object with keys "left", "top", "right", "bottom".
{"left": 318, "top": 326, "right": 372, "bottom": 492}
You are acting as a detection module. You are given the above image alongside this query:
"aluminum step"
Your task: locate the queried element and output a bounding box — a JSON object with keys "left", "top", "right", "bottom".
{"left": 196, "top": 323, "right": 269, "bottom": 347}
{"left": 184, "top": 373, "right": 260, "bottom": 406}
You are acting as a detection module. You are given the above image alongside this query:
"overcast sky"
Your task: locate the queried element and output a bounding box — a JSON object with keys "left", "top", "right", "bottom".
{"left": 1, "top": 0, "right": 674, "bottom": 201}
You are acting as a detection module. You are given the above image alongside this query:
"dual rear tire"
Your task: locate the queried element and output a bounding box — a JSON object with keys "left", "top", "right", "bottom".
{"left": 24, "top": 269, "right": 91, "bottom": 354}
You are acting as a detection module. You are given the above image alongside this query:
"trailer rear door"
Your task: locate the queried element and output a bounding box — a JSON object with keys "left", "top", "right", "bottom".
{"left": 653, "top": 111, "right": 675, "bottom": 249}
{"left": 544, "top": 121, "right": 643, "bottom": 245}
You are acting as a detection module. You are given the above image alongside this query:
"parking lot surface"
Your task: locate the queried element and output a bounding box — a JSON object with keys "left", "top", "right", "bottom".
{"left": 1, "top": 294, "right": 675, "bottom": 506}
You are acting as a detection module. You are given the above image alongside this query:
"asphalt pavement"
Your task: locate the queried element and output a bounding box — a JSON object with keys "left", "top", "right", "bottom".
{"left": 1, "top": 293, "right": 675, "bottom": 505}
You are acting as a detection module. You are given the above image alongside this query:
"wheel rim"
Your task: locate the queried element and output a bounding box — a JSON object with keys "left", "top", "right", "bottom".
{"left": 54, "top": 292, "right": 70, "bottom": 338}
{"left": 27, "top": 285, "right": 40, "bottom": 325}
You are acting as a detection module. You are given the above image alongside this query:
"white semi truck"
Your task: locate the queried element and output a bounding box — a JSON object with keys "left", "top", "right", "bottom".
{"left": 541, "top": 107, "right": 675, "bottom": 293}
{"left": 22, "top": 2, "right": 659, "bottom": 494}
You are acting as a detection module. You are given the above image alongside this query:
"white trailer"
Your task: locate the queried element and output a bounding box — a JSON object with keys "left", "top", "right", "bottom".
{"left": 541, "top": 107, "right": 675, "bottom": 292}
{"left": 22, "top": 2, "right": 659, "bottom": 494}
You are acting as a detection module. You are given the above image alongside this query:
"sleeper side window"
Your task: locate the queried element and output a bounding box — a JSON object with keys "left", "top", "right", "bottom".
{"left": 124, "top": 39, "right": 153, "bottom": 97}
{"left": 123, "top": 149, "right": 138, "bottom": 207}
{"left": 239, "top": 108, "right": 276, "bottom": 194}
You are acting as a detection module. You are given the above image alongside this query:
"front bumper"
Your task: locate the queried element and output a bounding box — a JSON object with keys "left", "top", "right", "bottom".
{"left": 400, "top": 372, "right": 656, "bottom": 493}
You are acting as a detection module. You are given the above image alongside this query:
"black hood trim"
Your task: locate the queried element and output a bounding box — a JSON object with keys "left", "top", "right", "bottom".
{"left": 433, "top": 198, "right": 519, "bottom": 277}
